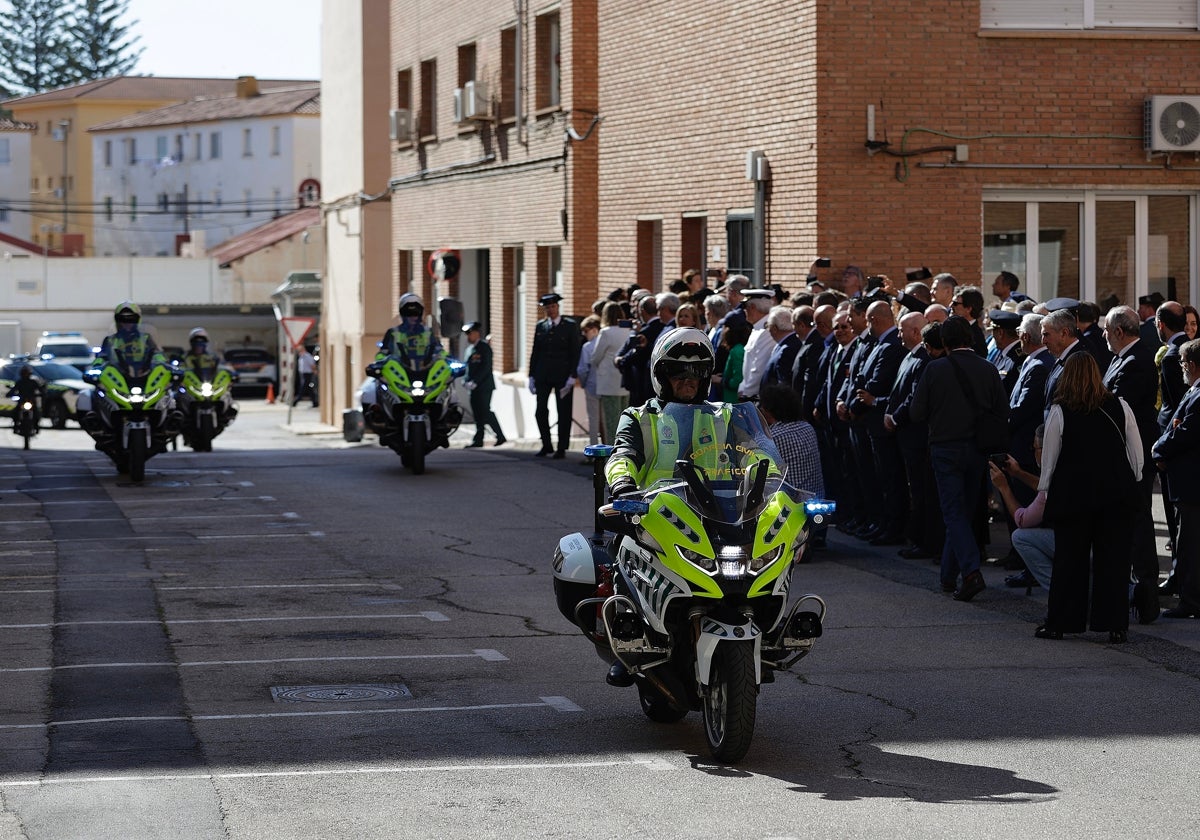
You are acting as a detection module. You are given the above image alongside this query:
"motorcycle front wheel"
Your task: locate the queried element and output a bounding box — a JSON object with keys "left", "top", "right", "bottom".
{"left": 195, "top": 412, "right": 215, "bottom": 452}
{"left": 409, "top": 422, "right": 426, "bottom": 475}
{"left": 702, "top": 641, "right": 758, "bottom": 764}
{"left": 127, "top": 430, "right": 147, "bottom": 483}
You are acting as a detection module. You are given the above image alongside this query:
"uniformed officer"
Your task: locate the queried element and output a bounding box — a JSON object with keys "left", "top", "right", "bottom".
{"left": 180, "top": 328, "right": 223, "bottom": 377}
{"left": 462, "top": 321, "right": 506, "bottom": 448}
{"left": 379, "top": 293, "right": 444, "bottom": 365}
{"left": 96, "top": 301, "right": 167, "bottom": 377}
{"left": 528, "top": 293, "right": 582, "bottom": 458}
{"left": 989, "top": 310, "right": 1026, "bottom": 398}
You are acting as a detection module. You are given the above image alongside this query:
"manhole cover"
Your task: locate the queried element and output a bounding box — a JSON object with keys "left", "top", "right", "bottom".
{"left": 270, "top": 683, "right": 412, "bottom": 703}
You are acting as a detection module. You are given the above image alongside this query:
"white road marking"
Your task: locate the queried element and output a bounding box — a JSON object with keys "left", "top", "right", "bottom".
{"left": 0, "top": 532, "right": 322, "bottom": 546}
{"left": 422, "top": 611, "right": 449, "bottom": 622}
{"left": 540, "top": 696, "right": 584, "bottom": 712}
{"left": 0, "top": 496, "right": 278, "bottom": 507}
{"left": 0, "top": 612, "right": 448, "bottom": 630}
{"left": 2, "top": 581, "right": 398, "bottom": 595}
{"left": 0, "top": 697, "right": 582, "bottom": 731}
{"left": 0, "top": 651, "right": 508, "bottom": 673}
{"left": 0, "top": 756, "right": 668, "bottom": 787}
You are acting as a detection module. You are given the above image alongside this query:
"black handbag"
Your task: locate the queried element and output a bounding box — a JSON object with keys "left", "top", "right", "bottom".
{"left": 947, "top": 355, "right": 1009, "bottom": 454}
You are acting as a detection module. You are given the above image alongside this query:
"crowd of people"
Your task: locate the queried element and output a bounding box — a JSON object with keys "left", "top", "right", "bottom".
{"left": 522, "top": 264, "right": 1200, "bottom": 643}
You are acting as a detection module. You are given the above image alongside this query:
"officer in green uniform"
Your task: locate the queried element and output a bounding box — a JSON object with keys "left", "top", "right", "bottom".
{"left": 180, "top": 328, "right": 223, "bottom": 377}
{"left": 606, "top": 327, "right": 780, "bottom": 497}
{"left": 96, "top": 301, "right": 167, "bottom": 376}
{"left": 379, "top": 293, "right": 443, "bottom": 364}
{"left": 462, "top": 321, "right": 506, "bottom": 447}
{"left": 528, "top": 293, "right": 582, "bottom": 458}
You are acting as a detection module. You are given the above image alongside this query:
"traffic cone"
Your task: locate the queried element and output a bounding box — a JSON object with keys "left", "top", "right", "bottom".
{"left": 265, "top": 382, "right": 275, "bottom": 404}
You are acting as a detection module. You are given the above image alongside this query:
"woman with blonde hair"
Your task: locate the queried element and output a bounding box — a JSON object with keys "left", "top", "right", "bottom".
{"left": 1036, "top": 352, "right": 1142, "bottom": 643}
{"left": 675, "top": 302, "right": 700, "bottom": 329}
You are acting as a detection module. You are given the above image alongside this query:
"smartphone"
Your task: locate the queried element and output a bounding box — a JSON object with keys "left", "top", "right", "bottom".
{"left": 814, "top": 257, "right": 832, "bottom": 268}
{"left": 906, "top": 266, "right": 933, "bottom": 282}
{"left": 866, "top": 275, "right": 885, "bottom": 291}
{"left": 988, "top": 453, "right": 1008, "bottom": 468}
{"left": 618, "top": 319, "right": 633, "bottom": 328}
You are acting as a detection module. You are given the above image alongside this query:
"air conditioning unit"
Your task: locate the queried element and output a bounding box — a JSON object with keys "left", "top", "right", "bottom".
{"left": 464, "top": 80, "right": 490, "bottom": 120}
{"left": 1145, "top": 96, "right": 1200, "bottom": 153}
{"left": 388, "top": 108, "right": 412, "bottom": 142}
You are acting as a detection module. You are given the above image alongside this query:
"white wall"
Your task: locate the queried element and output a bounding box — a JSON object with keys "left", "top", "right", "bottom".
{"left": 0, "top": 131, "right": 33, "bottom": 243}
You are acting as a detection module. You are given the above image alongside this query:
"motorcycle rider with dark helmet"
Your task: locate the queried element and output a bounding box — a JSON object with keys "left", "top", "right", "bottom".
{"left": 96, "top": 300, "right": 167, "bottom": 376}
{"left": 7, "top": 365, "right": 43, "bottom": 429}
{"left": 378, "top": 293, "right": 444, "bottom": 364}
{"left": 602, "top": 327, "right": 781, "bottom": 687}
{"left": 179, "top": 328, "right": 223, "bottom": 377}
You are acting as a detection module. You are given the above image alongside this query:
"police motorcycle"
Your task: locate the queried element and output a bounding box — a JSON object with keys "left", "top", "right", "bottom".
{"left": 11, "top": 396, "right": 38, "bottom": 450}
{"left": 174, "top": 329, "right": 239, "bottom": 452}
{"left": 78, "top": 304, "right": 181, "bottom": 482}
{"left": 361, "top": 294, "right": 465, "bottom": 475}
{"left": 552, "top": 339, "right": 834, "bottom": 763}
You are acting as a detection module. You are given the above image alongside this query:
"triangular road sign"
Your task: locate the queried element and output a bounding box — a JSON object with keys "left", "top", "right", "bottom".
{"left": 281, "top": 316, "right": 316, "bottom": 350}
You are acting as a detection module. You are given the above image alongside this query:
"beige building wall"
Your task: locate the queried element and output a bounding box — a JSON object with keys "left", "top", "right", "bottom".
{"left": 320, "top": 0, "right": 394, "bottom": 421}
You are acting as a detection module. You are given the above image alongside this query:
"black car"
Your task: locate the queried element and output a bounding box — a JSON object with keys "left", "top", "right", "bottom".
{"left": 0, "top": 360, "right": 89, "bottom": 428}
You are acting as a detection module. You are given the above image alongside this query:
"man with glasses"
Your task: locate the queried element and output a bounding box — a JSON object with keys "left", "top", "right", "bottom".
{"left": 949, "top": 286, "right": 988, "bottom": 357}
{"left": 816, "top": 311, "right": 864, "bottom": 533}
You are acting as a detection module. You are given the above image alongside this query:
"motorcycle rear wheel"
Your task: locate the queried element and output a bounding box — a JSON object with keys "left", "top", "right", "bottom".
{"left": 409, "top": 422, "right": 426, "bottom": 475}
{"left": 128, "top": 431, "right": 147, "bottom": 483}
{"left": 637, "top": 680, "right": 688, "bottom": 723}
{"left": 702, "top": 641, "right": 758, "bottom": 764}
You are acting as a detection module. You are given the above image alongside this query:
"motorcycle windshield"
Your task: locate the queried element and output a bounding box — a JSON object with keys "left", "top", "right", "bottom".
{"left": 639, "top": 402, "right": 792, "bottom": 527}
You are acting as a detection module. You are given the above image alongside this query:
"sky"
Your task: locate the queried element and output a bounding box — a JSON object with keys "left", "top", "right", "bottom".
{"left": 123, "top": 0, "right": 322, "bottom": 80}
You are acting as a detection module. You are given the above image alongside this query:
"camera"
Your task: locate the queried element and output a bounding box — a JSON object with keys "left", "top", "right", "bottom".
{"left": 906, "top": 266, "right": 933, "bottom": 282}
{"left": 866, "top": 275, "right": 886, "bottom": 291}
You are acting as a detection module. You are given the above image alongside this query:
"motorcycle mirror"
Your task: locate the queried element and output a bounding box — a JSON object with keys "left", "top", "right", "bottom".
{"left": 676, "top": 459, "right": 721, "bottom": 519}
{"left": 740, "top": 459, "right": 770, "bottom": 518}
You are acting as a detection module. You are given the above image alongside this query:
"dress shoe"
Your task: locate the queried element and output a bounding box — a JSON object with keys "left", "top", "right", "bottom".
{"left": 1161, "top": 606, "right": 1200, "bottom": 619}
{"left": 464, "top": 441, "right": 483, "bottom": 449}
{"left": 857, "top": 524, "right": 884, "bottom": 541}
{"left": 552, "top": 450, "right": 566, "bottom": 460}
{"left": 1005, "top": 569, "right": 1037, "bottom": 589}
{"left": 535, "top": 446, "right": 553, "bottom": 457}
{"left": 1108, "top": 631, "right": 1128, "bottom": 644}
{"left": 1132, "top": 583, "right": 1159, "bottom": 625}
{"left": 1034, "top": 625, "right": 1063, "bottom": 640}
{"left": 941, "top": 581, "right": 956, "bottom": 593}
{"left": 897, "top": 545, "right": 930, "bottom": 559}
{"left": 606, "top": 661, "right": 634, "bottom": 687}
{"left": 1159, "top": 576, "right": 1179, "bottom": 596}
{"left": 836, "top": 519, "right": 861, "bottom": 535}
{"left": 953, "top": 571, "right": 986, "bottom": 602}
{"left": 869, "top": 532, "right": 905, "bottom": 547}
{"left": 494, "top": 434, "right": 507, "bottom": 446}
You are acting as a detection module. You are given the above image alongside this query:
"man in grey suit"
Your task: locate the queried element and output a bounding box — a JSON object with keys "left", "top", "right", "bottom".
{"left": 910, "top": 316, "right": 1009, "bottom": 602}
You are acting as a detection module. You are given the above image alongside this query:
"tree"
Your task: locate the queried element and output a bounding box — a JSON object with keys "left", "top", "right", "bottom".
{"left": 62, "top": 0, "right": 142, "bottom": 84}
{"left": 0, "top": 0, "right": 72, "bottom": 97}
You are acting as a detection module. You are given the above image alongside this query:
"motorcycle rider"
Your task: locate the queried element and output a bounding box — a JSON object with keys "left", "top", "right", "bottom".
{"left": 6, "top": 365, "right": 43, "bottom": 430}
{"left": 378, "top": 293, "right": 444, "bottom": 364}
{"left": 606, "top": 327, "right": 781, "bottom": 500}
{"left": 179, "top": 328, "right": 223, "bottom": 377}
{"left": 96, "top": 301, "right": 168, "bottom": 376}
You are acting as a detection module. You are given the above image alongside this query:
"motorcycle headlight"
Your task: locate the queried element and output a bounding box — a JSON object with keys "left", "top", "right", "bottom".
{"left": 411, "top": 387, "right": 426, "bottom": 397}
{"left": 749, "top": 543, "right": 786, "bottom": 572}
{"left": 677, "top": 545, "right": 717, "bottom": 573}
{"left": 201, "top": 383, "right": 213, "bottom": 397}
{"left": 21, "top": 401, "right": 33, "bottom": 410}
{"left": 131, "top": 387, "right": 143, "bottom": 396}
{"left": 717, "top": 545, "right": 749, "bottom": 579}
{"left": 412, "top": 380, "right": 424, "bottom": 389}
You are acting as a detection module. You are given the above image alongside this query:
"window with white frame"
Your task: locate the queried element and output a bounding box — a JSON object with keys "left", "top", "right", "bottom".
{"left": 982, "top": 0, "right": 1199, "bottom": 30}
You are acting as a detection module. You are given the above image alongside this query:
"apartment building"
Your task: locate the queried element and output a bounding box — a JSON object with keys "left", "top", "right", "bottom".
{"left": 0, "top": 117, "right": 34, "bottom": 244}
{"left": 88, "top": 78, "right": 321, "bottom": 257}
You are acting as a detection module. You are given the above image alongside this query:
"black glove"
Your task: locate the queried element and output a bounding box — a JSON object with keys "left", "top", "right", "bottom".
{"left": 609, "top": 477, "right": 637, "bottom": 501}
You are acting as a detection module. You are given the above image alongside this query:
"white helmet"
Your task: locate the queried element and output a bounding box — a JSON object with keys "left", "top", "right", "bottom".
{"left": 398, "top": 292, "right": 424, "bottom": 318}
{"left": 188, "top": 327, "right": 210, "bottom": 344}
{"left": 649, "top": 327, "right": 715, "bottom": 402}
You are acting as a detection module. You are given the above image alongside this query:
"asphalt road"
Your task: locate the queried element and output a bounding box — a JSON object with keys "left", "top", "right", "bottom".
{"left": 1, "top": 404, "right": 1198, "bottom": 839}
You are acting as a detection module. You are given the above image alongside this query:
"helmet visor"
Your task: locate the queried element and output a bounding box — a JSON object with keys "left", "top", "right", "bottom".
{"left": 665, "top": 362, "right": 709, "bottom": 382}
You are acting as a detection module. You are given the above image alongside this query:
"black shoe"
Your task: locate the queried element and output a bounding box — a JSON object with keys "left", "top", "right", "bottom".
{"left": 1108, "top": 631, "right": 1128, "bottom": 644}
{"left": 1159, "top": 576, "right": 1179, "bottom": 596}
{"left": 1034, "top": 625, "right": 1064, "bottom": 640}
{"left": 1005, "top": 569, "right": 1037, "bottom": 589}
{"left": 552, "top": 450, "right": 566, "bottom": 460}
{"left": 494, "top": 434, "right": 507, "bottom": 446}
{"left": 464, "top": 441, "right": 483, "bottom": 448}
{"left": 1161, "top": 606, "right": 1200, "bottom": 619}
{"left": 941, "top": 581, "right": 956, "bottom": 593}
{"left": 869, "top": 532, "right": 905, "bottom": 547}
{"left": 857, "top": 525, "right": 885, "bottom": 542}
{"left": 897, "top": 545, "right": 930, "bottom": 559}
{"left": 606, "top": 662, "right": 634, "bottom": 687}
{"left": 535, "top": 446, "right": 553, "bottom": 457}
{"left": 838, "top": 518, "right": 864, "bottom": 535}
{"left": 953, "top": 571, "right": 986, "bottom": 602}
{"left": 999, "top": 550, "right": 1026, "bottom": 571}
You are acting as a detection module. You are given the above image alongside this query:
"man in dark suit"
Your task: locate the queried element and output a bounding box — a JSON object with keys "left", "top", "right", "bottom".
{"left": 816, "top": 311, "right": 863, "bottom": 531}
{"left": 791, "top": 305, "right": 828, "bottom": 420}
{"left": 1156, "top": 301, "right": 1191, "bottom": 592}
{"left": 849, "top": 301, "right": 908, "bottom": 543}
{"left": 1041, "top": 307, "right": 1090, "bottom": 417}
{"left": 988, "top": 310, "right": 1025, "bottom": 398}
{"left": 615, "top": 295, "right": 664, "bottom": 408}
{"left": 837, "top": 299, "right": 882, "bottom": 536}
{"left": 1077, "top": 301, "right": 1114, "bottom": 371}
{"left": 1007, "top": 314, "right": 1053, "bottom": 472}
{"left": 1153, "top": 338, "right": 1200, "bottom": 619}
{"left": 1103, "top": 305, "right": 1164, "bottom": 623}
{"left": 760, "top": 306, "right": 803, "bottom": 391}
{"left": 950, "top": 286, "right": 989, "bottom": 357}
{"left": 910, "top": 316, "right": 1009, "bottom": 602}
{"left": 1138, "top": 291, "right": 1166, "bottom": 349}
{"left": 885, "top": 313, "right": 942, "bottom": 559}
{"left": 528, "top": 293, "right": 582, "bottom": 458}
